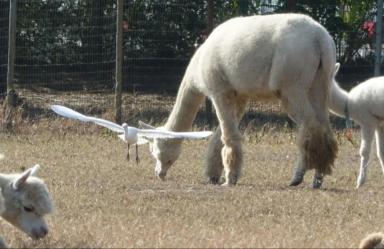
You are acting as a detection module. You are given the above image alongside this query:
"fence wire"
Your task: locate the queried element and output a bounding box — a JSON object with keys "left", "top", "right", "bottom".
{"left": 15, "top": 1, "right": 116, "bottom": 93}
{"left": 0, "top": 1, "right": 9, "bottom": 95}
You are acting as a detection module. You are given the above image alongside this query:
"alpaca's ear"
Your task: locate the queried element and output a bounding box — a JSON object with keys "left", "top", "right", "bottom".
{"left": 139, "top": 120, "right": 156, "bottom": 129}
{"left": 11, "top": 165, "right": 39, "bottom": 190}
{"left": 334, "top": 63, "right": 340, "bottom": 75}
{"left": 29, "top": 164, "right": 40, "bottom": 176}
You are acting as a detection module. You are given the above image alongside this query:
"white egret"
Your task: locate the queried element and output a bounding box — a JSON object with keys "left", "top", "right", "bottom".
{"left": 51, "top": 105, "right": 212, "bottom": 163}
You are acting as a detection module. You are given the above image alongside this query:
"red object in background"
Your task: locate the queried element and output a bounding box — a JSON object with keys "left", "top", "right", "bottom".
{"left": 363, "top": 20, "right": 375, "bottom": 38}
{"left": 123, "top": 20, "right": 129, "bottom": 32}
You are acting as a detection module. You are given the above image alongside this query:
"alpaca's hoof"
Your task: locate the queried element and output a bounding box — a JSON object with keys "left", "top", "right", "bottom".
{"left": 208, "top": 176, "right": 221, "bottom": 185}
{"left": 356, "top": 181, "right": 364, "bottom": 189}
{"left": 312, "top": 178, "right": 323, "bottom": 189}
{"left": 289, "top": 177, "right": 303, "bottom": 186}
{"left": 221, "top": 181, "right": 235, "bottom": 187}
{"left": 356, "top": 175, "right": 365, "bottom": 189}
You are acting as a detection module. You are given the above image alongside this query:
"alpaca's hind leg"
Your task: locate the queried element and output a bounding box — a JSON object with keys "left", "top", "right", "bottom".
{"left": 211, "top": 92, "right": 247, "bottom": 186}
{"left": 289, "top": 152, "right": 306, "bottom": 186}
{"left": 204, "top": 127, "right": 224, "bottom": 184}
{"left": 375, "top": 127, "right": 384, "bottom": 175}
{"left": 357, "top": 125, "right": 374, "bottom": 188}
{"left": 312, "top": 171, "right": 324, "bottom": 189}
{"left": 282, "top": 92, "right": 313, "bottom": 187}
{"left": 283, "top": 87, "right": 336, "bottom": 188}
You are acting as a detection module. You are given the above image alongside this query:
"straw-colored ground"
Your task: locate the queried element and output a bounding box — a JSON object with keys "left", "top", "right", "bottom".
{"left": 0, "top": 92, "right": 383, "bottom": 248}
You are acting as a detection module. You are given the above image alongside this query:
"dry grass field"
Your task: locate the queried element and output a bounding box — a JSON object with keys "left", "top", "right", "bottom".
{"left": 0, "top": 92, "right": 383, "bottom": 248}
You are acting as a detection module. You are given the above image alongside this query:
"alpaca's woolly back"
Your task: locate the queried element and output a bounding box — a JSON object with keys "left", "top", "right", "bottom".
{"left": 330, "top": 75, "right": 384, "bottom": 126}
{"left": 191, "top": 13, "right": 335, "bottom": 98}
{"left": 349, "top": 77, "right": 384, "bottom": 123}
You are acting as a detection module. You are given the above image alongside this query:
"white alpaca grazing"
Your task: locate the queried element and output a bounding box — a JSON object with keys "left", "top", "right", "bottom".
{"left": 330, "top": 63, "right": 384, "bottom": 188}
{"left": 146, "top": 13, "right": 338, "bottom": 188}
{"left": 0, "top": 165, "right": 53, "bottom": 241}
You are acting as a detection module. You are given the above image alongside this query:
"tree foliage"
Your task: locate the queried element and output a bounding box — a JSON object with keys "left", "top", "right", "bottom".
{"left": 0, "top": 0, "right": 379, "bottom": 89}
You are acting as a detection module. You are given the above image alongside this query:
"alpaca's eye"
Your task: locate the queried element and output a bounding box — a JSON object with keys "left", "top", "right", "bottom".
{"left": 23, "top": 206, "right": 34, "bottom": 212}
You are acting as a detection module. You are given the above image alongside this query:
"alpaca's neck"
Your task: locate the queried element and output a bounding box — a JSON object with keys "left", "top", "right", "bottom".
{"left": 165, "top": 71, "right": 204, "bottom": 131}
{"left": 329, "top": 79, "right": 349, "bottom": 118}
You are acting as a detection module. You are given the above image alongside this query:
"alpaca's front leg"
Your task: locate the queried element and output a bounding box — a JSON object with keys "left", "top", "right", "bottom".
{"left": 211, "top": 92, "right": 246, "bottom": 186}
{"left": 204, "top": 127, "right": 224, "bottom": 184}
{"left": 357, "top": 126, "right": 374, "bottom": 188}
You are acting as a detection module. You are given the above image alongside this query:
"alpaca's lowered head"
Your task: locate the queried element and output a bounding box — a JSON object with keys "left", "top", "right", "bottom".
{"left": 0, "top": 165, "right": 53, "bottom": 240}
{"left": 139, "top": 121, "right": 182, "bottom": 180}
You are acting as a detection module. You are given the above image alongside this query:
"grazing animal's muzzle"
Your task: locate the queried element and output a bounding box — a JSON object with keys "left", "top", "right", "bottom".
{"left": 155, "top": 161, "right": 168, "bottom": 180}
{"left": 31, "top": 226, "right": 48, "bottom": 240}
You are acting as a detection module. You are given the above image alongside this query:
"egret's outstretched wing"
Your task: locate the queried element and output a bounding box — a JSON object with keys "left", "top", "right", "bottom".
{"left": 51, "top": 105, "right": 124, "bottom": 133}
{"left": 84, "top": 116, "right": 124, "bottom": 133}
{"left": 51, "top": 105, "right": 88, "bottom": 121}
{"left": 137, "top": 129, "right": 212, "bottom": 139}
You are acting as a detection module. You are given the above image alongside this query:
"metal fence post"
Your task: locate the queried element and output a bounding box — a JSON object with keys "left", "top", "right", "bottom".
{"left": 115, "top": 0, "right": 123, "bottom": 124}
{"left": 375, "top": 0, "right": 383, "bottom": 76}
{"left": 6, "top": 0, "right": 17, "bottom": 107}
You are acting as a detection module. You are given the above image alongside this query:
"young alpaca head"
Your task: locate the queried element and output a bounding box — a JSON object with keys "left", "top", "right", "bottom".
{"left": 1, "top": 165, "right": 53, "bottom": 240}
{"left": 139, "top": 121, "right": 182, "bottom": 180}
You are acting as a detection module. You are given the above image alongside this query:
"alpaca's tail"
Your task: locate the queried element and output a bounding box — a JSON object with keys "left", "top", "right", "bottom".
{"left": 298, "top": 28, "right": 338, "bottom": 175}
{"left": 298, "top": 118, "right": 337, "bottom": 175}
{"left": 359, "top": 233, "right": 384, "bottom": 249}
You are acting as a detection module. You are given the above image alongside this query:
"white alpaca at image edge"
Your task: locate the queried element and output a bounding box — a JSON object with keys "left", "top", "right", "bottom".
{"left": 0, "top": 191, "right": 6, "bottom": 248}
{"left": 0, "top": 164, "right": 53, "bottom": 248}
{"left": 330, "top": 63, "right": 384, "bottom": 188}
{"left": 147, "top": 13, "right": 338, "bottom": 188}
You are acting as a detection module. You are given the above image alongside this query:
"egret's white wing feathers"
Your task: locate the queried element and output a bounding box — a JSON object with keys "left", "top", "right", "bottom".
{"left": 137, "top": 129, "right": 212, "bottom": 139}
{"left": 83, "top": 116, "right": 124, "bottom": 133}
{"left": 51, "top": 105, "right": 124, "bottom": 133}
{"left": 51, "top": 105, "right": 212, "bottom": 143}
{"left": 51, "top": 105, "right": 88, "bottom": 121}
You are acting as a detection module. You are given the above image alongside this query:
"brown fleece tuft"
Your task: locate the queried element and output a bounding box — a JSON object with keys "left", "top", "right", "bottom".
{"left": 298, "top": 119, "right": 338, "bottom": 175}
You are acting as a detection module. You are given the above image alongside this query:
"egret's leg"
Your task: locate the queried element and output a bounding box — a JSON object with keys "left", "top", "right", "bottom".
{"left": 126, "top": 144, "right": 130, "bottom": 161}
{"left": 136, "top": 144, "right": 140, "bottom": 164}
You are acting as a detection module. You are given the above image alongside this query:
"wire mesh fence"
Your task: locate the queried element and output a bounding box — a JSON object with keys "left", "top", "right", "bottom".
{"left": 0, "top": 1, "right": 9, "bottom": 94}
{"left": 0, "top": 0, "right": 382, "bottom": 128}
